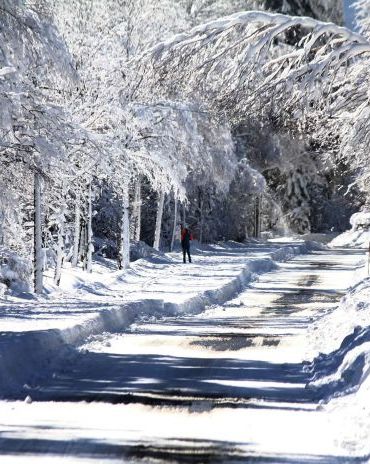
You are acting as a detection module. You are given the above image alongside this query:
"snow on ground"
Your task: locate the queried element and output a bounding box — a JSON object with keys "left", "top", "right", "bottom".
{"left": 0, "top": 245, "right": 369, "bottom": 463}
{"left": 0, "top": 240, "right": 313, "bottom": 397}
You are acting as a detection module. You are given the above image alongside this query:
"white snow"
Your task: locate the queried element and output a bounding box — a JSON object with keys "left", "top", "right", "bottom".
{"left": 330, "top": 211, "right": 370, "bottom": 249}
{"left": 0, "top": 243, "right": 369, "bottom": 463}
{"left": 0, "top": 240, "right": 314, "bottom": 397}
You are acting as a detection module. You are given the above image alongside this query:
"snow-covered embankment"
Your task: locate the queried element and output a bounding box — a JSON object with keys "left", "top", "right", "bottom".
{"left": 306, "top": 269, "right": 370, "bottom": 396}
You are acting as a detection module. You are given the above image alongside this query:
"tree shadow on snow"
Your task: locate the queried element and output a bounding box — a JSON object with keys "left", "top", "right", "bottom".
{"left": 24, "top": 321, "right": 370, "bottom": 409}
{"left": 0, "top": 433, "right": 368, "bottom": 463}
{"left": 25, "top": 350, "right": 324, "bottom": 405}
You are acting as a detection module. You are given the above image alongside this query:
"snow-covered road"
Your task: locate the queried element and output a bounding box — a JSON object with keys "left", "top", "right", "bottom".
{"left": 0, "top": 248, "right": 367, "bottom": 463}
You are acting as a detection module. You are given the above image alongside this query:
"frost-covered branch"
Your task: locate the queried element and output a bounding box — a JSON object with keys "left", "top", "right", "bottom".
{"left": 138, "top": 10, "right": 369, "bottom": 129}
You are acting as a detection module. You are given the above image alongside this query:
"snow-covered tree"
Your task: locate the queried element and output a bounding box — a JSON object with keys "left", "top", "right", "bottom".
{"left": 138, "top": 9, "right": 370, "bottom": 229}
{"left": 0, "top": 0, "right": 81, "bottom": 291}
{"left": 2, "top": 0, "right": 369, "bottom": 295}
{"left": 140, "top": 11, "right": 366, "bottom": 122}
{"left": 354, "top": 0, "right": 370, "bottom": 38}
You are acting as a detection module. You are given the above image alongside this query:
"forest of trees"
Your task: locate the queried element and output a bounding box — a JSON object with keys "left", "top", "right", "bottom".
{"left": 1, "top": 0, "right": 369, "bottom": 293}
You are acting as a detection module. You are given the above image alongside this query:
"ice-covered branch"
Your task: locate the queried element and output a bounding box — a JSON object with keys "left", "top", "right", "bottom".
{"left": 138, "top": 10, "right": 370, "bottom": 130}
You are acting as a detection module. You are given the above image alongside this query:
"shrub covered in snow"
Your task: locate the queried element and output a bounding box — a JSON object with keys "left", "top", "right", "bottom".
{"left": 130, "top": 240, "right": 173, "bottom": 264}
{"left": 350, "top": 212, "right": 370, "bottom": 231}
{"left": 0, "top": 247, "right": 31, "bottom": 294}
{"left": 330, "top": 212, "right": 370, "bottom": 249}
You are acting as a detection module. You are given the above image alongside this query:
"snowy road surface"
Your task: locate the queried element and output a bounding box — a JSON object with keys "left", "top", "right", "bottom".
{"left": 0, "top": 248, "right": 367, "bottom": 463}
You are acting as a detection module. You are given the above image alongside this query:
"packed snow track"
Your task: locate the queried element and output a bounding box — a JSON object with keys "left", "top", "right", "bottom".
{"left": 0, "top": 248, "right": 368, "bottom": 463}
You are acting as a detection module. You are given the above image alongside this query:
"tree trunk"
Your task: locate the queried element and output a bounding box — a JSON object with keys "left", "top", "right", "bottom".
{"left": 54, "top": 215, "right": 65, "bottom": 286}
{"left": 170, "top": 196, "right": 178, "bottom": 252}
{"left": 0, "top": 211, "right": 4, "bottom": 246}
{"left": 199, "top": 194, "right": 204, "bottom": 244}
{"left": 182, "top": 203, "right": 186, "bottom": 226}
{"left": 86, "top": 182, "right": 94, "bottom": 273}
{"left": 118, "top": 185, "right": 130, "bottom": 269}
{"left": 131, "top": 179, "right": 141, "bottom": 242}
{"left": 254, "top": 195, "right": 262, "bottom": 239}
{"left": 80, "top": 220, "right": 86, "bottom": 267}
{"left": 153, "top": 190, "right": 165, "bottom": 250}
{"left": 33, "top": 171, "right": 43, "bottom": 294}
{"left": 72, "top": 192, "right": 81, "bottom": 267}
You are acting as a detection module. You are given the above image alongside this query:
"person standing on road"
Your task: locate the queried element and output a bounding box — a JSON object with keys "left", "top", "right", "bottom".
{"left": 181, "top": 225, "right": 192, "bottom": 263}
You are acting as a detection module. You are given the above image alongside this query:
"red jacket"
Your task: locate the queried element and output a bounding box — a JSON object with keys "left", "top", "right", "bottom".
{"left": 181, "top": 228, "right": 193, "bottom": 242}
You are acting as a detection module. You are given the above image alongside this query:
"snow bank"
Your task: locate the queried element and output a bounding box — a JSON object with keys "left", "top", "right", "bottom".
{"left": 330, "top": 230, "right": 370, "bottom": 249}
{"left": 130, "top": 240, "right": 174, "bottom": 264}
{"left": 350, "top": 212, "right": 370, "bottom": 229}
{"left": 306, "top": 268, "right": 370, "bottom": 402}
{"left": 330, "top": 211, "right": 370, "bottom": 249}
{"left": 0, "top": 240, "right": 316, "bottom": 398}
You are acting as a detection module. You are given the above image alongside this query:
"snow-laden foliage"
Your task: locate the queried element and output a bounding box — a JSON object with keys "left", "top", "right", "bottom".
{"left": 2, "top": 0, "right": 368, "bottom": 292}
{"left": 138, "top": 9, "right": 370, "bottom": 230}
{"left": 354, "top": 0, "right": 370, "bottom": 39}
{"left": 132, "top": 101, "right": 236, "bottom": 195}
{"left": 330, "top": 211, "right": 370, "bottom": 248}
{"left": 44, "top": 0, "right": 191, "bottom": 191}
{"left": 350, "top": 211, "right": 370, "bottom": 230}
{"left": 183, "top": 0, "right": 262, "bottom": 24}
{"left": 0, "top": 0, "right": 84, "bottom": 290}
{"left": 0, "top": 246, "right": 31, "bottom": 293}
{"left": 0, "top": 0, "right": 238, "bottom": 290}
{"left": 139, "top": 10, "right": 366, "bottom": 126}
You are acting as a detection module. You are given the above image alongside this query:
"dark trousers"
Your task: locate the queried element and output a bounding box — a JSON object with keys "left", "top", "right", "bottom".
{"left": 182, "top": 244, "right": 191, "bottom": 263}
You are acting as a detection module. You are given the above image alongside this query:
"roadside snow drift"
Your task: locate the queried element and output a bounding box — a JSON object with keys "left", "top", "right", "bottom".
{"left": 306, "top": 273, "right": 370, "bottom": 402}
